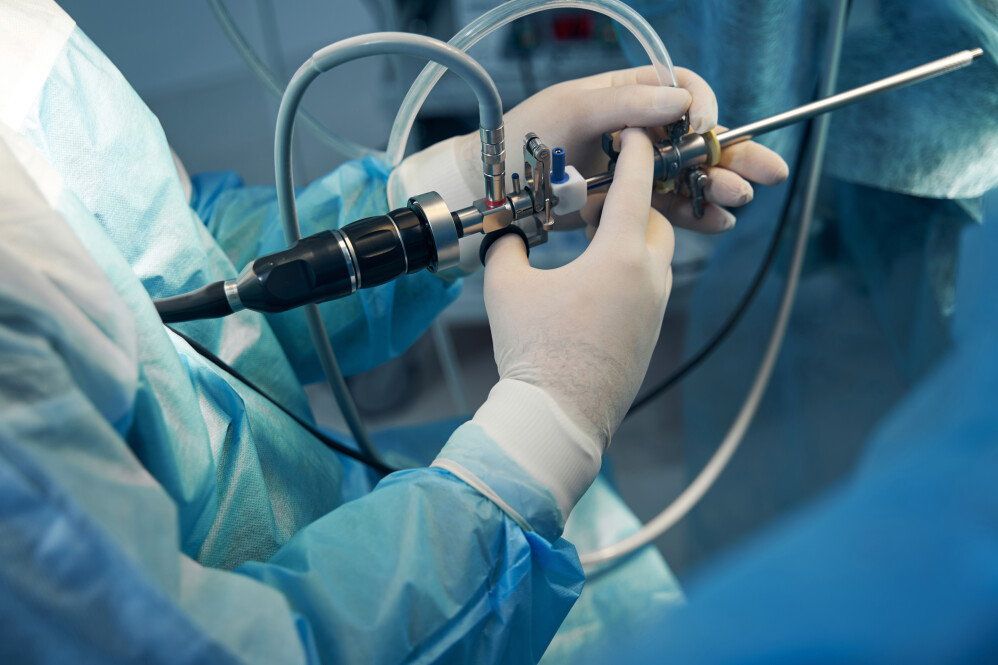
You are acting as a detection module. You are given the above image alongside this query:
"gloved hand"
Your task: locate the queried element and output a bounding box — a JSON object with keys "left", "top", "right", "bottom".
{"left": 467, "top": 129, "right": 672, "bottom": 518}
{"left": 388, "top": 66, "right": 788, "bottom": 273}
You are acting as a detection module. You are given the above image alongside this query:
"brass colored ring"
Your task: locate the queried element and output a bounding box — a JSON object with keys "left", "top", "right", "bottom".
{"left": 703, "top": 130, "right": 722, "bottom": 166}
{"left": 655, "top": 178, "right": 677, "bottom": 195}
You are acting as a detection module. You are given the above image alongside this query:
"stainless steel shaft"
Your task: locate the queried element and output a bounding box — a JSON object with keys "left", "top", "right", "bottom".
{"left": 715, "top": 48, "right": 983, "bottom": 148}
{"left": 585, "top": 47, "right": 983, "bottom": 191}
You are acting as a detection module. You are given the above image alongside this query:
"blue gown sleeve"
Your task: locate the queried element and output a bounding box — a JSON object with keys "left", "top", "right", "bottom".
{"left": 2, "top": 15, "right": 583, "bottom": 662}
{"left": 238, "top": 450, "right": 584, "bottom": 663}
{"left": 0, "top": 140, "right": 583, "bottom": 664}
{"left": 0, "top": 306, "right": 582, "bottom": 664}
{"left": 188, "top": 160, "right": 462, "bottom": 381}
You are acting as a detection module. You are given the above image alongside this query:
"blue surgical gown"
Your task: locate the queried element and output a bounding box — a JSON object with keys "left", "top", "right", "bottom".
{"left": 0, "top": 9, "right": 590, "bottom": 664}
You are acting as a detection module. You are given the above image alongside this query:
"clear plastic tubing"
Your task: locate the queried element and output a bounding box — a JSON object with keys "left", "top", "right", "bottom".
{"left": 386, "top": 0, "right": 679, "bottom": 166}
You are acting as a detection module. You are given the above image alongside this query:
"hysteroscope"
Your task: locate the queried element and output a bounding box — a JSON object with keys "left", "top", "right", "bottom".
{"left": 155, "top": 46, "right": 981, "bottom": 322}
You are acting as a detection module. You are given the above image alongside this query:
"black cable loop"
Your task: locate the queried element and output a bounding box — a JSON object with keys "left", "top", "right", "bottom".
{"left": 166, "top": 325, "right": 397, "bottom": 475}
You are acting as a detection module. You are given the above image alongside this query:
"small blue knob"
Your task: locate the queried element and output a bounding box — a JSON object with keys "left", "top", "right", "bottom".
{"left": 551, "top": 147, "right": 567, "bottom": 184}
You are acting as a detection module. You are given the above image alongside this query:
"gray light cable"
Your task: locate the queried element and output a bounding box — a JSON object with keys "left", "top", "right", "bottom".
{"left": 276, "top": 33, "right": 503, "bottom": 468}
{"left": 579, "top": 0, "right": 851, "bottom": 569}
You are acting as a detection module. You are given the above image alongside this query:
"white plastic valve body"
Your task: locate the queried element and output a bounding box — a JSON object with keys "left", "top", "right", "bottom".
{"left": 551, "top": 165, "right": 587, "bottom": 216}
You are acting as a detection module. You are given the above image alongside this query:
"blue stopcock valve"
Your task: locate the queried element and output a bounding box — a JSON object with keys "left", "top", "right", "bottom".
{"left": 548, "top": 146, "right": 586, "bottom": 215}
{"left": 551, "top": 146, "right": 568, "bottom": 184}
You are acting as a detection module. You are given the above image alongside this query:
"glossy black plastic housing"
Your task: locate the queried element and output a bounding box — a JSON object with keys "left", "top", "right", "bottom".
{"left": 155, "top": 281, "right": 233, "bottom": 323}
{"left": 390, "top": 208, "right": 434, "bottom": 273}
{"left": 341, "top": 208, "right": 434, "bottom": 287}
{"left": 235, "top": 207, "right": 434, "bottom": 313}
{"left": 236, "top": 230, "right": 352, "bottom": 312}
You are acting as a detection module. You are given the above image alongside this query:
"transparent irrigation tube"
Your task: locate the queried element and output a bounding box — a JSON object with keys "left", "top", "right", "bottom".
{"left": 579, "top": 0, "right": 851, "bottom": 569}
{"left": 385, "top": 0, "right": 679, "bottom": 166}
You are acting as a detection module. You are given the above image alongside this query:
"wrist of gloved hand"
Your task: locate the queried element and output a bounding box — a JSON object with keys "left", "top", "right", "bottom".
{"left": 387, "top": 135, "right": 484, "bottom": 277}
{"left": 471, "top": 378, "right": 603, "bottom": 519}
{"left": 475, "top": 129, "right": 673, "bottom": 521}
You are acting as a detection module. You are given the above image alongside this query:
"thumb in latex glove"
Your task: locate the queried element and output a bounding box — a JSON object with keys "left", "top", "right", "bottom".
{"left": 467, "top": 129, "right": 670, "bottom": 517}
{"left": 474, "top": 129, "right": 670, "bottom": 508}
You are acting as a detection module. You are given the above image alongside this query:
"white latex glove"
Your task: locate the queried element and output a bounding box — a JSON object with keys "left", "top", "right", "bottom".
{"left": 468, "top": 129, "right": 672, "bottom": 517}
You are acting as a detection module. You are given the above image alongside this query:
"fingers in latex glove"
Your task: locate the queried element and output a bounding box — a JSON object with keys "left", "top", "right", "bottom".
{"left": 483, "top": 128, "right": 672, "bottom": 449}
{"left": 583, "top": 160, "right": 781, "bottom": 236}
{"left": 586, "top": 127, "right": 790, "bottom": 234}
{"left": 581, "top": 114, "right": 791, "bottom": 236}
{"left": 583, "top": 192, "right": 737, "bottom": 236}
{"left": 675, "top": 68, "right": 719, "bottom": 133}
{"left": 590, "top": 130, "right": 671, "bottom": 270}
{"left": 655, "top": 193, "right": 737, "bottom": 234}
{"left": 657, "top": 161, "right": 760, "bottom": 233}
{"left": 578, "top": 66, "right": 717, "bottom": 133}
{"left": 564, "top": 79, "right": 692, "bottom": 135}
{"left": 716, "top": 135, "right": 790, "bottom": 186}
{"left": 656, "top": 134, "right": 789, "bottom": 232}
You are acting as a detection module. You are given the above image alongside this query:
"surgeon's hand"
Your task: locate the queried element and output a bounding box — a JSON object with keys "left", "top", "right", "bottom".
{"left": 483, "top": 128, "right": 669, "bottom": 451}
{"left": 460, "top": 129, "right": 670, "bottom": 518}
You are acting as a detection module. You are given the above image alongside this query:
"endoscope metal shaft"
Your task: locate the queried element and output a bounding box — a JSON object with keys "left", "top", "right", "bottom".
{"left": 717, "top": 48, "right": 982, "bottom": 146}
{"left": 586, "top": 48, "right": 984, "bottom": 190}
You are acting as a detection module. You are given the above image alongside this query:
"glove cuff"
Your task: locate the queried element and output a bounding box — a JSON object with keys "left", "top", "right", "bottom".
{"left": 387, "top": 134, "right": 480, "bottom": 210}
{"left": 388, "top": 135, "right": 486, "bottom": 276}
{"left": 471, "top": 378, "right": 602, "bottom": 520}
